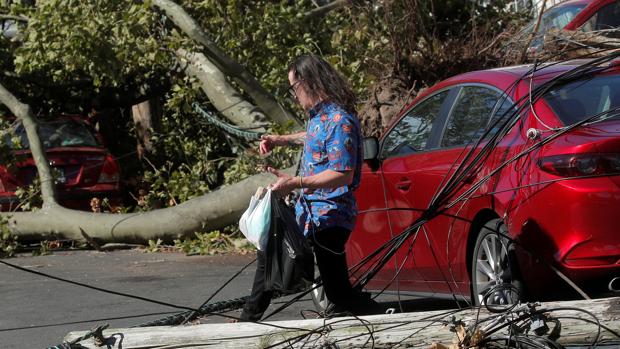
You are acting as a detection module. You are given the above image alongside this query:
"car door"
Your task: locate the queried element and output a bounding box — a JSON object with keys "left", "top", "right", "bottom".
{"left": 413, "top": 84, "right": 514, "bottom": 296}
{"left": 378, "top": 88, "right": 456, "bottom": 294}
{"left": 348, "top": 159, "right": 398, "bottom": 291}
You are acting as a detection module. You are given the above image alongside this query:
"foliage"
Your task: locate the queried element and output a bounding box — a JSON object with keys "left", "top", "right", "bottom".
{"left": 339, "top": 0, "right": 531, "bottom": 88}
{"left": 13, "top": 0, "right": 179, "bottom": 87}
{"left": 0, "top": 118, "right": 19, "bottom": 170}
{"left": 224, "top": 120, "right": 299, "bottom": 184}
{"left": 174, "top": 230, "right": 254, "bottom": 256}
{"left": 189, "top": 0, "right": 333, "bottom": 99}
{"left": 31, "top": 240, "right": 51, "bottom": 256}
{"left": 134, "top": 75, "right": 234, "bottom": 209}
{"left": 14, "top": 177, "right": 41, "bottom": 211}
{"left": 145, "top": 238, "right": 163, "bottom": 253}
{"left": 0, "top": 215, "right": 18, "bottom": 257}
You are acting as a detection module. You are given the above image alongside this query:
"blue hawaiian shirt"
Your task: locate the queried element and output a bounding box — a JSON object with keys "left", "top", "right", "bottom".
{"left": 295, "top": 101, "right": 363, "bottom": 236}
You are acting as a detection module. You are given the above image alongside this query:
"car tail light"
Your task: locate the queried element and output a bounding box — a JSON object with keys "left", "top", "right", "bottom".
{"left": 97, "top": 154, "right": 120, "bottom": 184}
{"left": 537, "top": 153, "right": 620, "bottom": 177}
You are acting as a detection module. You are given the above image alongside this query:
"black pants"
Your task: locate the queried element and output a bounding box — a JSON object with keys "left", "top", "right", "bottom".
{"left": 240, "top": 250, "right": 272, "bottom": 321}
{"left": 240, "top": 226, "right": 375, "bottom": 321}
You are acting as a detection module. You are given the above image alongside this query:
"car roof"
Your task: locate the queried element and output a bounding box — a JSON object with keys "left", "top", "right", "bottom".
{"left": 553, "top": 0, "right": 593, "bottom": 7}
{"left": 415, "top": 59, "right": 612, "bottom": 101}
{"left": 386, "top": 58, "right": 620, "bottom": 135}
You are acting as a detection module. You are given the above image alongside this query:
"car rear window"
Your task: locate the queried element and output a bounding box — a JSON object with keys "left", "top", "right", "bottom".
{"left": 543, "top": 74, "right": 620, "bottom": 125}
{"left": 13, "top": 119, "right": 99, "bottom": 149}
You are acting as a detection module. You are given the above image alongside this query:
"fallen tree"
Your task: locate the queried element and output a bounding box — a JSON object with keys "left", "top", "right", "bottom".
{"left": 4, "top": 172, "right": 283, "bottom": 243}
{"left": 0, "top": 78, "right": 293, "bottom": 243}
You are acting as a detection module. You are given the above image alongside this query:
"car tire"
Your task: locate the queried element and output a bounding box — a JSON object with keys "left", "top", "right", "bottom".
{"left": 471, "top": 218, "right": 524, "bottom": 306}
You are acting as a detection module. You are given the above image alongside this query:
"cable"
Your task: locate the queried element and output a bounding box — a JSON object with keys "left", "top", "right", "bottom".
{"left": 0, "top": 258, "right": 311, "bottom": 333}
{"left": 193, "top": 103, "right": 264, "bottom": 141}
{"left": 0, "top": 311, "right": 178, "bottom": 332}
{"left": 179, "top": 257, "right": 257, "bottom": 324}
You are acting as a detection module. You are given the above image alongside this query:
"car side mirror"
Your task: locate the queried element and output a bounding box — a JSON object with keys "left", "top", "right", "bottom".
{"left": 363, "top": 137, "right": 379, "bottom": 161}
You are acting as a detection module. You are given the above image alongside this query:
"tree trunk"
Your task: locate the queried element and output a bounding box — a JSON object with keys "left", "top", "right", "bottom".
{"left": 131, "top": 97, "right": 161, "bottom": 159}
{"left": 0, "top": 83, "right": 57, "bottom": 207}
{"left": 177, "top": 49, "right": 268, "bottom": 132}
{"left": 3, "top": 170, "right": 290, "bottom": 243}
{"left": 151, "top": 0, "right": 302, "bottom": 128}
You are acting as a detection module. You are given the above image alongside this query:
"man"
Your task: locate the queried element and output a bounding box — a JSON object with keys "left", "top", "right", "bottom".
{"left": 239, "top": 53, "right": 377, "bottom": 321}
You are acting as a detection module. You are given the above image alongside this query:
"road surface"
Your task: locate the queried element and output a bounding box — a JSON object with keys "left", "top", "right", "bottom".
{"left": 0, "top": 249, "right": 461, "bottom": 348}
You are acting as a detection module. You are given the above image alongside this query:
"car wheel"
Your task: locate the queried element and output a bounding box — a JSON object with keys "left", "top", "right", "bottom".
{"left": 471, "top": 218, "right": 523, "bottom": 306}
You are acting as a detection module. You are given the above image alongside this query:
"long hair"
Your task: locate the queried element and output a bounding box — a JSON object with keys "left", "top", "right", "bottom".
{"left": 288, "top": 54, "right": 357, "bottom": 114}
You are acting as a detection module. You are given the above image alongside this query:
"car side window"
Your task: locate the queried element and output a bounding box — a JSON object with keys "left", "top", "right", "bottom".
{"left": 540, "top": 5, "right": 584, "bottom": 32}
{"left": 381, "top": 90, "right": 448, "bottom": 158}
{"left": 441, "top": 86, "right": 511, "bottom": 148}
{"left": 580, "top": 3, "right": 620, "bottom": 38}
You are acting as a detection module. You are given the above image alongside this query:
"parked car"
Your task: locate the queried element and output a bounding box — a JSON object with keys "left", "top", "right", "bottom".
{"left": 311, "top": 59, "right": 620, "bottom": 308}
{"left": 522, "top": 0, "right": 620, "bottom": 48}
{"left": 0, "top": 116, "right": 122, "bottom": 211}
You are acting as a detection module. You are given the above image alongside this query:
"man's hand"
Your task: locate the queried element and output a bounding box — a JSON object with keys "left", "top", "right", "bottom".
{"left": 267, "top": 167, "right": 298, "bottom": 196}
{"left": 259, "top": 135, "right": 279, "bottom": 155}
{"left": 259, "top": 132, "right": 305, "bottom": 155}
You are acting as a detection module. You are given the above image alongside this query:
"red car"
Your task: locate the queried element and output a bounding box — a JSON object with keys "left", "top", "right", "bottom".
{"left": 524, "top": 0, "right": 620, "bottom": 40}
{"left": 312, "top": 58, "right": 620, "bottom": 308}
{"left": 0, "top": 117, "right": 121, "bottom": 211}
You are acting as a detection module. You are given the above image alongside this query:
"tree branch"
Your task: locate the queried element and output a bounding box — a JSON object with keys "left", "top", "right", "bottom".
{"left": 177, "top": 49, "right": 268, "bottom": 132}
{"left": 151, "top": 0, "right": 302, "bottom": 128}
{"left": 0, "top": 14, "right": 29, "bottom": 22}
{"left": 304, "top": 0, "right": 349, "bottom": 18}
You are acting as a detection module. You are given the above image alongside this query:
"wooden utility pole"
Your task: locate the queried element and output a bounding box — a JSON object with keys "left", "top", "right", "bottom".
{"left": 64, "top": 297, "right": 620, "bottom": 348}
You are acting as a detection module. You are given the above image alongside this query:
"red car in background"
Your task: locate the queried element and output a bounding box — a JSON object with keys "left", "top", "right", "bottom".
{"left": 0, "top": 117, "right": 121, "bottom": 211}
{"left": 313, "top": 59, "right": 620, "bottom": 308}
{"left": 524, "top": 0, "right": 620, "bottom": 40}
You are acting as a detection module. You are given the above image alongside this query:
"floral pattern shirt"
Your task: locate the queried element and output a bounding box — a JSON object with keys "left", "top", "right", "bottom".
{"left": 295, "top": 101, "right": 362, "bottom": 236}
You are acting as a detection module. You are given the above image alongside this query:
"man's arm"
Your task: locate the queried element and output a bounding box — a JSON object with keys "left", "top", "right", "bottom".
{"left": 259, "top": 132, "right": 306, "bottom": 154}
{"left": 268, "top": 168, "right": 353, "bottom": 195}
{"left": 275, "top": 131, "right": 306, "bottom": 146}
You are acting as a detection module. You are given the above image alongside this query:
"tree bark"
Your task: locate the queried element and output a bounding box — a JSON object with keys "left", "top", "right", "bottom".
{"left": 0, "top": 82, "right": 57, "bottom": 208}
{"left": 177, "top": 49, "right": 268, "bottom": 133}
{"left": 151, "top": 0, "right": 302, "bottom": 128}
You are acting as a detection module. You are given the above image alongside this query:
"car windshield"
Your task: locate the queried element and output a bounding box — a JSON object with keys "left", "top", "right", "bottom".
{"left": 12, "top": 119, "right": 99, "bottom": 149}
{"left": 543, "top": 74, "right": 620, "bottom": 125}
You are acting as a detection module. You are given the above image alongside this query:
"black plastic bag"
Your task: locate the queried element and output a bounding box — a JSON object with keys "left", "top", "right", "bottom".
{"left": 264, "top": 196, "right": 314, "bottom": 293}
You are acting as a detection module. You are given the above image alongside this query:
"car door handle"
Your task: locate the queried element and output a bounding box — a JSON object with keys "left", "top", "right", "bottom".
{"left": 396, "top": 179, "right": 412, "bottom": 191}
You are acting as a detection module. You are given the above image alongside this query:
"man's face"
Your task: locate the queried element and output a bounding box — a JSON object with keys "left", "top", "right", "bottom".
{"left": 288, "top": 70, "right": 316, "bottom": 112}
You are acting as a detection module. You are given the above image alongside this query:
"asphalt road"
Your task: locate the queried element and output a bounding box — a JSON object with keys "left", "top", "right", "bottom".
{"left": 0, "top": 249, "right": 460, "bottom": 349}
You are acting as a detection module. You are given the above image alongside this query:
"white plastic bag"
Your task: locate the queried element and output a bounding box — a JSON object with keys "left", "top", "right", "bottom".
{"left": 239, "top": 187, "right": 272, "bottom": 250}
